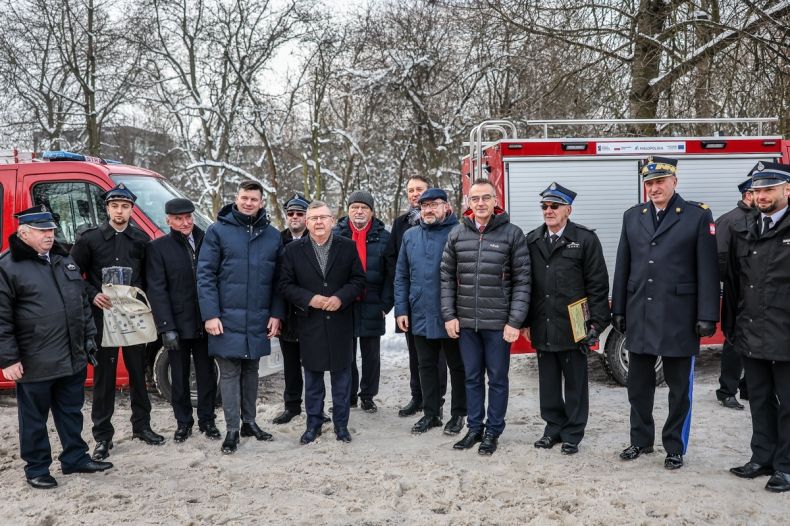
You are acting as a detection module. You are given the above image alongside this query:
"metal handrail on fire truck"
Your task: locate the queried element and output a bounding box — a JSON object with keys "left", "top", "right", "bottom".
{"left": 466, "top": 117, "right": 780, "bottom": 180}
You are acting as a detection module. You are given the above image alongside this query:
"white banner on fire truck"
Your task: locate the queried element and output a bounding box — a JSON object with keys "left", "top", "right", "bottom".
{"left": 596, "top": 141, "right": 686, "bottom": 155}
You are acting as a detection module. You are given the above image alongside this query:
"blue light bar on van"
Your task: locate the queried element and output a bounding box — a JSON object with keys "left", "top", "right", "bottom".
{"left": 42, "top": 150, "right": 107, "bottom": 164}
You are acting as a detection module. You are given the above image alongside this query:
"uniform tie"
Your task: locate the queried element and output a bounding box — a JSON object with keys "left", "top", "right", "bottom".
{"left": 656, "top": 209, "right": 664, "bottom": 223}
{"left": 550, "top": 234, "right": 559, "bottom": 245}
{"left": 761, "top": 216, "right": 773, "bottom": 236}
{"left": 39, "top": 253, "right": 50, "bottom": 265}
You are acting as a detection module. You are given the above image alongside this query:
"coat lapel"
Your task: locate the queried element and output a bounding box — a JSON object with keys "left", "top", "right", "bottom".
{"left": 300, "top": 238, "right": 324, "bottom": 277}
{"left": 528, "top": 225, "right": 550, "bottom": 262}
{"left": 639, "top": 205, "right": 655, "bottom": 237}
{"left": 652, "top": 195, "right": 683, "bottom": 240}
{"left": 323, "top": 237, "right": 342, "bottom": 276}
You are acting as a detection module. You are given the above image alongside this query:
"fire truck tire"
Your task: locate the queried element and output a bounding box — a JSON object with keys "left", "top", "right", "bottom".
{"left": 601, "top": 331, "right": 665, "bottom": 387}
{"left": 153, "top": 350, "right": 222, "bottom": 407}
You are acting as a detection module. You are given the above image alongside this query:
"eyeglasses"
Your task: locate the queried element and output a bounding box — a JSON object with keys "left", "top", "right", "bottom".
{"left": 468, "top": 194, "right": 494, "bottom": 204}
{"left": 287, "top": 211, "right": 305, "bottom": 217}
{"left": 540, "top": 203, "right": 563, "bottom": 210}
{"left": 306, "top": 214, "right": 333, "bottom": 222}
{"left": 419, "top": 201, "right": 446, "bottom": 210}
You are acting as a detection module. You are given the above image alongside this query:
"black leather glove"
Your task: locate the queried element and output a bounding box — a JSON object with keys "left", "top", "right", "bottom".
{"left": 85, "top": 337, "right": 99, "bottom": 367}
{"left": 581, "top": 325, "right": 600, "bottom": 347}
{"left": 612, "top": 315, "right": 626, "bottom": 334}
{"left": 162, "top": 330, "right": 180, "bottom": 351}
{"left": 695, "top": 320, "right": 716, "bottom": 338}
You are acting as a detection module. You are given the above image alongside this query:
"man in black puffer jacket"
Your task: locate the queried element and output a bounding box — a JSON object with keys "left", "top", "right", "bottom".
{"left": 441, "top": 178, "right": 531, "bottom": 456}
{"left": 334, "top": 190, "right": 394, "bottom": 413}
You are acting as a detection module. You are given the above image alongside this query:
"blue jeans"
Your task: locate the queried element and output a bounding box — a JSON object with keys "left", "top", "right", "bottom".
{"left": 304, "top": 367, "right": 351, "bottom": 430}
{"left": 459, "top": 329, "right": 511, "bottom": 436}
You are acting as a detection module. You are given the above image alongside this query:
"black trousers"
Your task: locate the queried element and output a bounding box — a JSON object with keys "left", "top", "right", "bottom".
{"left": 414, "top": 335, "right": 466, "bottom": 418}
{"left": 351, "top": 336, "right": 381, "bottom": 401}
{"left": 405, "top": 330, "right": 446, "bottom": 402}
{"left": 627, "top": 353, "right": 694, "bottom": 456}
{"left": 280, "top": 339, "right": 303, "bottom": 413}
{"left": 16, "top": 368, "right": 91, "bottom": 478}
{"left": 169, "top": 337, "right": 216, "bottom": 427}
{"left": 717, "top": 338, "right": 747, "bottom": 400}
{"left": 537, "top": 349, "right": 589, "bottom": 445}
{"left": 742, "top": 356, "right": 790, "bottom": 473}
{"left": 91, "top": 342, "right": 152, "bottom": 441}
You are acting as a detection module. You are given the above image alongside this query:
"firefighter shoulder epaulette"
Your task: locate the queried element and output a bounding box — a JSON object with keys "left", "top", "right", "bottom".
{"left": 629, "top": 202, "right": 648, "bottom": 213}
{"left": 574, "top": 223, "right": 596, "bottom": 232}
{"left": 686, "top": 201, "right": 710, "bottom": 210}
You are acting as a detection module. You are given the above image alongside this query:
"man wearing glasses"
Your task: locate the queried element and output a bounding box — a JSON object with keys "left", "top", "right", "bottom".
{"left": 523, "top": 183, "right": 609, "bottom": 456}
{"left": 279, "top": 202, "right": 366, "bottom": 444}
{"left": 273, "top": 194, "right": 329, "bottom": 426}
{"left": 441, "top": 178, "right": 531, "bottom": 455}
{"left": 395, "top": 189, "right": 467, "bottom": 436}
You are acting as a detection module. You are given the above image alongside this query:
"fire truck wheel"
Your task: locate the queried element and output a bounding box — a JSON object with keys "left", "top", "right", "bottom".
{"left": 153, "top": 350, "right": 222, "bottom": 407}
{"left": 601, "top": 331, "right": 665, "bottom": 387}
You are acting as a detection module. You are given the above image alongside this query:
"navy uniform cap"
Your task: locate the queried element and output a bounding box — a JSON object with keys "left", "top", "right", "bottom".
{"left": 750, "top": 161, "right": 790, "bottom": 189}
{"left": 540, "top": 182, "right": 576, "bottom": 205}
{"left": 737, "top": 177, "right": 753, "bottom": 194}
{"left": 165, "top": 198, "right": 195, "bottom": 215}
{"left": 102, "top": 183, "right": 137, "bottom": 204}
{"left": 418, "top": 188, "right": 449, "bottom": 203}
{"left": 284, "top": 193, "right": 310, "bottom": 211}
{"left": 15, "top": 204, "right": 57, "bottom": 230}
{"left": 639, "top": 156, "right": 678, "bottom": 181}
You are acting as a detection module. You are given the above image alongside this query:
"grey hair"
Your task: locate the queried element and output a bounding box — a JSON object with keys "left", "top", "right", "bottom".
{"left": 307, "top": 200, "right": 329, "bottom": 211}
{"left": 17, "top": 224, "right": 33, "bottom": 235}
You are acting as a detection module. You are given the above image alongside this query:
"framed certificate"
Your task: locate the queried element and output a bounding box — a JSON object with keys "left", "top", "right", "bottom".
{"left": 567, "top": 297, "right": 590, "bottom": 342}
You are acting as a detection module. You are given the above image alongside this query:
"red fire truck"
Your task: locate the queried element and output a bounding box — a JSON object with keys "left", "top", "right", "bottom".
{"left": 0, "top": 150, "right": 282, "bottom": 398}
{"left": 461, "top": 118, "right": 789, "bottom": 385}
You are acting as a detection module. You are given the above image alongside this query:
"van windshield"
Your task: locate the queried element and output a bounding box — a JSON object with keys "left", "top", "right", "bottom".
{"left": 110, "top": 174, "right": 212, "bottom": 232}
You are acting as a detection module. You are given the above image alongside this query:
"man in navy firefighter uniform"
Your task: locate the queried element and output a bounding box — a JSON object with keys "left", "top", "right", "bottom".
{"left": 611, "top": 156, "right": 719, "bottom": 470}
{"left": 727, "top": 162, "right": 790, "bottom": 493}
{"left": 524, "top": 183, "right": 610, "bottom": 456}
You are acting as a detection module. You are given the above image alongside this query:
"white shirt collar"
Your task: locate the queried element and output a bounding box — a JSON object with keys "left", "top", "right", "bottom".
{"left": 761, "top": 205, "right": 788, "bottom": 228}
{"left": 546, "top": 224, "right": 567, "bottom": 239}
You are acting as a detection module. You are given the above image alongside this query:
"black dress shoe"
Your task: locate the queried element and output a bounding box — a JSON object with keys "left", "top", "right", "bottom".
{"left": 411, "top": 415, "right": 443, "bottom": 434}
{"left": 360, "top": 399, "right": 378, "bottom": 413}
{"left": 664, "top": 453, "right": 684, "bottom": 470}
{"left": 92, "top": 440, "right": 113, "bottom": 461}
{"left": 478, "top": 433, "right": 499, "bottom": 456}
{"left": 443, "top": 416, "right": 465, "bottom": 435}
{"left": 221, "top": 431, "right": 240, "bottom": 454}
{"left": 272, "top": 409, "right": 301, "bottom": 425}
{"left": 322, "top": 412, "right": 331, "bottom": 424}
{"left": 730, "top": 462, "right": 774, "bottom": 479}
{"left": 199, "top": 422, "right": 222, "bottom": 440}
{"left": 534, "top": 436, "right": 560, "bottom": 449}
{"left": 132, "top": 428, "right": 165, "bottom": 445}
{"left": 26, "top": 474, "right": 57, "bottom": 489}
{"left": 349, "top": 398, "right": 358, "bottom": 408}
{"left": 300, "top": 427, "right": 322, "bottom": 445}
{"left": 453, "top": 430, "right": 484, "bottom": 450}
{"left": 561, "top": 443, "right": 579, "bottom": 455}
{"left": 335, "top": 426, "right": 352, "bottom": 443}
{"left": 720, "top": 396, "right": 744, "bottom": 410}
{"left": 620, "top": 444, "right": 654, "bottom": 460}
{"left": 241, "top": 422, "right": 274, "bottom": 441}
{"left": 398, "top": 398, "right": 423, "bottom": 417}
{"left": 62, "top": 460, "right": 113, "bottom": 475}
{"left": 765, "top": 471, "right": 790, "bottom": 493}
{"left": 174, "top": 424, "right": 193, "bottom": 443}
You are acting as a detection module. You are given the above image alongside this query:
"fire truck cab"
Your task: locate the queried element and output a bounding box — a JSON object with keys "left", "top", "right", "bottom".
{"left": 0, "top": 150, "right": 282, "bottom": 398}
{"left": 461, "top": 118, "right": 788, "bottom": 385}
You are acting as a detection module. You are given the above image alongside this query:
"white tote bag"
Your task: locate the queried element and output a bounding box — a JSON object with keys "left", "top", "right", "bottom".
{"left": 101, "top": 284, "right": 158, "bottom": 347}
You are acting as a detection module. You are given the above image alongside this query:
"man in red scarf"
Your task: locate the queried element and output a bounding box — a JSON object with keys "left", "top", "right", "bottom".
{"left": 334, "top": 191, "right": 393, "bottom": 413}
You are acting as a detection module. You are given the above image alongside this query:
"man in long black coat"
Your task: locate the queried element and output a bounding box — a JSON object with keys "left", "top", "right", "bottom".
{"left": 279, "top": 201, "right": 366, "bottom": 445}
{"left": 524, "top": 183, "right": 610, "bottom": 456}
{"left": 727, "top": 162, "right": 790, "bottom": 493}
{"left": 714, "top": 178, "right": 756, "bottom": 410}
{"left": 611, "top": 156, "right": 719, "bottom": 470}
{"left": 146, "top": 198, "right": 219, "bottom": 443}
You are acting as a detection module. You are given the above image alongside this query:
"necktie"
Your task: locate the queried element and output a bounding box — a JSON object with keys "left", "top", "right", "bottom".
{"left": 39, "top": 254, "right": 50, "bottom": 265}
{"left": 762, "top": 216, "right": 773, "bottom": 236}
{"left": 478, "top": 224, "right": 485, "bottom": 233}
{"left": 656, "top": 209, "right": 664, "bottom": 223}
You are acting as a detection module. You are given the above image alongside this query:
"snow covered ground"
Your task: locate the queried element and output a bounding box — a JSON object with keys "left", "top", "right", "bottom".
{"left": 0, "top": 323, "right": 787, "bottom": 524}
